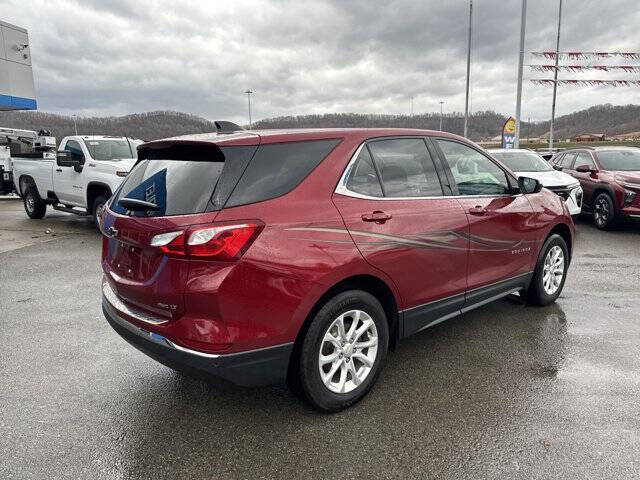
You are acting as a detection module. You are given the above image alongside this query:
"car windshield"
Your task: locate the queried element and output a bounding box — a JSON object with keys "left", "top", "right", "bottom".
{"left": 490, "top": 151, "right": 552, "bottom": 172}
{"left": 597, "top": 150, "right": 640, "bottom": 171}
{"left": 83, "top": 139, "right": 135, "bottom": 161}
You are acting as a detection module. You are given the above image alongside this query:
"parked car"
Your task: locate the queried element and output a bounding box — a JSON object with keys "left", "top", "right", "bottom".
{"left": 488, "top": 148, "right": 582, "bottom": 216}
{"left": 100, "top": 128, "right": 574, "bottom": 411}
{"left": 12, "top": 135, "right": 142, "bottom": 226}
{"left": 550, "top": 147, "right": 640, "bottom": 229}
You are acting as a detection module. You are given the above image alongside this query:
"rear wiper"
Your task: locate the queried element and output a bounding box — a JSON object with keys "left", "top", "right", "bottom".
{"left": 118, "top": 197, "right": 159, "bottom": 211}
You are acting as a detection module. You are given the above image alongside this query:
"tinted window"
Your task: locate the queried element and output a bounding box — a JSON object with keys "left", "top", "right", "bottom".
{"left": 562, "top": 153, "right": 576, "bottom": 169}
{"left": 368, "top": 138, "right": 443, "bottom": 197}
{"left": 596, "top": 150, "right": 640, "bottom": 171}
{"left": 226, "top": 139, "right": 340, "bottom": 208}
{"left": 66, "top": 140, "right": 84, "bottom": 160}
{"left": 574, "top": 152, "right": 595, "bottom": 170}
{"left": 111, "top": 145, "right": 255, "bottom": 217}
{"left": 437, "top": 140, "right": 510, "bottom": 195}
{"left": 345, "top": 146, "right": 383, "bottom": 197}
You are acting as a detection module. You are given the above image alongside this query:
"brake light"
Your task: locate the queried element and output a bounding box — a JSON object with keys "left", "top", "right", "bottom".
{"left": 149, "top": 222, "right": 264, "bottom": 261}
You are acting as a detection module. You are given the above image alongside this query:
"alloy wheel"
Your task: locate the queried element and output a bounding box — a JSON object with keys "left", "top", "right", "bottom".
{"left": 594, "top": 197, "right": 610, "bottom": 227}
{"left": 542, "top": 245, "right": 565, "bottom": 295}
{"left": 26, "top": 193, "right": 35, "bottom": 213}
{"left": 318, "top": 310, "right": 378, "bottom": 394}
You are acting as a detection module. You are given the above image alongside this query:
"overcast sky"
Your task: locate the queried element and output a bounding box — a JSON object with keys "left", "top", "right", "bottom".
{"left": 3, "top": 0, "right": 639, "bottom": 123}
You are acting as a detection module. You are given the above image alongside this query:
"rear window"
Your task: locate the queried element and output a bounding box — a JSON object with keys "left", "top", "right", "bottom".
{"left": 110, "top": 145, "right": 256, "bottom": 217}
{"left": 225, "top": 139, "right": 340, "bottom": 208}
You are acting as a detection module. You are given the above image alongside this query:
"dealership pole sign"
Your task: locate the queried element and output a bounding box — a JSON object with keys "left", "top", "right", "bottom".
{"left": 501, "top": 116, "right": 516, "bottom": 149}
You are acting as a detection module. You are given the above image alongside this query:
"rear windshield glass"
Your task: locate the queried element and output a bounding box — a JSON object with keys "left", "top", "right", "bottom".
{"left": 225, "top": 139, "right": 341, "bottom": 208}
{"left": 110, "top": 145, "right": 256, "bottom": 217}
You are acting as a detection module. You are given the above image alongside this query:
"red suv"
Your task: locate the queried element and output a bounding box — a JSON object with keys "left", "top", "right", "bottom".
{"left": 100, "top": 128, "right": 574, "bottom": 411}
{"left": 551, "top": 147, "right": 640, "bottom": 229}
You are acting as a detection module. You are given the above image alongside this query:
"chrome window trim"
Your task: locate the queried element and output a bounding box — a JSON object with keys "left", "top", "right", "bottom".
{"left": 335, "top": 140, "right": 522, "bottom": 201}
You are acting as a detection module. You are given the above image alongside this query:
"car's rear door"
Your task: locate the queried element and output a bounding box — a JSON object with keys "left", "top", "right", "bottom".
{"left": 100, "top": 141, "right": 258, "bottom": 320}
{"left": 433, "top": 138, "right": 537, "bottom": 303}
{"left": 333, "top": 137, "right": 470, "bottom": 337}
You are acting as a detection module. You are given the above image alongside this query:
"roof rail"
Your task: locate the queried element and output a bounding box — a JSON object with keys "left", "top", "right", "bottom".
{"left": 214, "top": 121, "right": 244, "bottom": 134}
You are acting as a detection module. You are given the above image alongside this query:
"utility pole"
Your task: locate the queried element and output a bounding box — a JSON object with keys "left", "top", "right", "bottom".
{"left": 514, "top": 0, "right": 527, "bottom": 148}
{"left": 439, "top": 101, "right": 444, "bottom": 131}
{"left": 244, "top": 89, "right": 253, "bottom": 128}
{"left": 410, "top": 96, "right": 414, "bottom": 116}
{"left": 527, "top": 116, "right": 531, "bottom": 143}
{"left": 549, "top": 0, "right": 562, "bottom": 150}
{"left": 72, "top": 114, "right": 78, "bottom": 135}
{"left": 463, "top": 0, "right": 473, "bottom": 138}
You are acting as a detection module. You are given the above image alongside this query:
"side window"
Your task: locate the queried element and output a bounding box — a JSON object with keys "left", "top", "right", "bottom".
{"left": 574, "top": 152, "right": 594, "bottom": 169}
{"left": 562, "top": 153, "right": 576, "bottom": 169}
{"left": 66, "top": 140, "right": 85, "bottom": 161}
{"left": 345, "top": 146, "right": 383, "bottom": 197}
{"left": 552, "top": 154, "right": 564, "bottom": 166}
{"left": 436, "top": 140, "right": 510, "bottom": 196}
{"left": 367, "top": 138, "right": 443, "bottom": 197}
{"left": 226, "top": 139, "right": 340, "bottom": 208}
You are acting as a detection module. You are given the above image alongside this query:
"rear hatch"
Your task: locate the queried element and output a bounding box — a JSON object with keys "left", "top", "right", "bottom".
{"left": 101, "top": 137, "right": 259, "bottom": 320}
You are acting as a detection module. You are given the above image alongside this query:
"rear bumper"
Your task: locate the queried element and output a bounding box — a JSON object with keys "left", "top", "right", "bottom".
{"left": 102, "top": 299, "right": 293, "bottom": 387}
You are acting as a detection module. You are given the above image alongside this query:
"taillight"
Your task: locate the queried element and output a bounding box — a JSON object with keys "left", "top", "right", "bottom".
{"left": 149, "top": 221, "right": 264, "bottom": 261}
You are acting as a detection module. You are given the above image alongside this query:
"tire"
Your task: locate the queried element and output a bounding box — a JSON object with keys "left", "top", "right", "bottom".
{"left": 298, "top": 290, "right": 389, "bottom": 412}
{"left": 23, "top": 186, "right": 46, "bottom": 219}
{"left": 91, "top": 195, "right": 108, "bottom": 229}
{"left": 592, "top": 192, "right": 617, "bottom": 230}
{"left": 525, "top": 234, "right": 569, "bottom": 306}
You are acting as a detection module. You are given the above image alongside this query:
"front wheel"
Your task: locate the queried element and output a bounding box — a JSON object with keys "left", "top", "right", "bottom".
{"left": 91, "top": 195, "right": 108, "bottom": 229}
{"left": 23, "top": 187, "right": 47, "bottom": 219}
{"left": 525, "top": 234, "right": 569, "bottom": 306}
{"left": 592, "top": 192, "right": 616, "bottom": 230}
{"left": 298, "top": 290, "right": 389, "bottom": 412}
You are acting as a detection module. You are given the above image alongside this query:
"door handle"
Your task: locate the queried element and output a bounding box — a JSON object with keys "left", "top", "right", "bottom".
{"left": 55, "top": 168, "right": 62, "bottom": 172}
{"left": 362, "top": 211, "right": 392, "bottom": 223}
{"left": 468, "top": 206, "right": 487, "bottom": 216}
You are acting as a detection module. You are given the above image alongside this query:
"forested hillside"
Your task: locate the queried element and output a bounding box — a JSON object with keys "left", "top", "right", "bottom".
{"left": 2, "top": 104, "right": 638, "bottom": 142}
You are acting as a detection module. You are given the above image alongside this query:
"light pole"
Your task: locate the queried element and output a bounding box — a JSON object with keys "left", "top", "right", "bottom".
{"left": 244, "top": 90, "right": 253, "bottom": 128}
{"left": 549, "top": 0, "right": 563, "bottom": 150}
{"left": 514, "top": 0, "right": 527, "bottom": 148}
{"left": 439, "top": 101, "right": 444, "bottom": 131}
{"left": 463, "top": 0, "right": 473, "bottom": 138}
{"left": 72, "top": 114, "right": 78, "bottom": 135}
{"left": 410, "top": 96, "right": 414, "bottom": 116}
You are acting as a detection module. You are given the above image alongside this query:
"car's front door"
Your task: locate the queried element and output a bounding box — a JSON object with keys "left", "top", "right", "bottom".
{"left": 333, "top": 137, "right": 470, "bottom": 337}
{"left": 434, "top": 138, "right": 538, "bottom": 304}
{"left": 55, "top": 139, "right": 86, "bottom": 205}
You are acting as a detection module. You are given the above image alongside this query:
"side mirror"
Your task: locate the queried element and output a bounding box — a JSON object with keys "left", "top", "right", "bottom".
{"left": 518, "top": 176, "right": 543, "bottom": 194}
{"left": 575, "top": 164, "right": 594, "bottom": 173}
{"left": 57, "top": 150, "right": 81, "bottom": 168}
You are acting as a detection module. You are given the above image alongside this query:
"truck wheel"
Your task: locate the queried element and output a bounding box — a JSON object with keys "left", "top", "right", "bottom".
{"left": 92, "top": 195, "right": 108, "bottom": 229}
{"left": 23, "top": 187, "right": 46, "bottom": 219}
{"left": 525, "top": 234, "right": 569, "bottom": 306}
{"left": 297, "top": 290, "right": 389, "bottom": 412}
{"left": 592, "top": 192, "right": 617, "bottom": 230}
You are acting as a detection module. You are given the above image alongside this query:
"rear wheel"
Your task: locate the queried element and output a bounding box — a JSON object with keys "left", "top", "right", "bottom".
{"left": 298, "top": 290, "right": 388, "bottom": 412}
{"left": 23, "top": 186, "right": 46, "bottom": 219}
{"left": 525, "top": 234, "right": 569, "bottom": 306}
{"left": 592, "top": 192, "right": 616, "bottom": 230}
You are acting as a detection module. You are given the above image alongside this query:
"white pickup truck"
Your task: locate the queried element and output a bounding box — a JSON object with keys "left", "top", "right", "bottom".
{"left": 12, "top": 135, "right": 142, "bottom": 226}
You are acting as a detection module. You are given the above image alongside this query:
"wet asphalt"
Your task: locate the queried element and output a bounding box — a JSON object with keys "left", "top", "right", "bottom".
{"left": 1, "top": 198, "right": 639, "bottom": 479}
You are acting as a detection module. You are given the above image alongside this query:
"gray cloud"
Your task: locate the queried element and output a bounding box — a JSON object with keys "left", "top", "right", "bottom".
{"left": 4, "top": 0, "right": 640, "bottom": 123}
